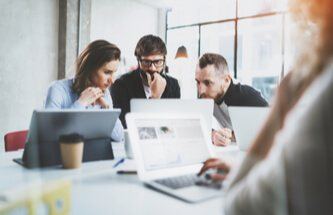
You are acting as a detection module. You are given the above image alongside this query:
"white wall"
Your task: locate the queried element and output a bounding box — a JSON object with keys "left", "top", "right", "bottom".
{"left": 0, "top": 0, "right": 59, "bottom": 152}
{"left": 90, "top": 0, "right": 159, "bottom": 73}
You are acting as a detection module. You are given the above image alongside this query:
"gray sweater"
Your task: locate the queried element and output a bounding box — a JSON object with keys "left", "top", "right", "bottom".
{"left": 224, "top": 64, "right": 333, "bottom": 215}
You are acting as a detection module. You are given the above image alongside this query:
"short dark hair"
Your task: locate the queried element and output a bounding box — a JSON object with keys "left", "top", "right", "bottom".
{"left": 73, "top": 40, "right": 121, "bottom": 94}
{"left": 134, "top": 35, "right": 167, "bottom": 59}
{"left": 199, "top": 53, "right": 229, "bottom": 75}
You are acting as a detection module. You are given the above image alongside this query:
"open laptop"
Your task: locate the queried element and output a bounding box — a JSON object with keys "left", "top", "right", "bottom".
{"left": 130, "top": 99, "right": 214, "bottom": 136}
{"left": 126, "top": 113, "right": 224, "bottom": 203}
{"left": 229, "top": 107, "right": 269, "bottom": 151}
{"left": 14, "top": 109, "right": 120, "bottom": 168}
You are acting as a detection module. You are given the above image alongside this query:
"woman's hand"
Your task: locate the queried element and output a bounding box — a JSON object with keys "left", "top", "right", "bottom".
{"left": 77, "top": 87, "right": 103, "bottom": 107}
{"left": 96, "top": 97, "right": 110, "bottom": 109}
{"left": 198, "top": 158, "right": 231, "bottom": 182}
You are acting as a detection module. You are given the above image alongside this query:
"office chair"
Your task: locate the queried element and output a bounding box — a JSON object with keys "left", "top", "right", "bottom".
{"left": 4, "top": 130, "right": 28, "bottom": 152}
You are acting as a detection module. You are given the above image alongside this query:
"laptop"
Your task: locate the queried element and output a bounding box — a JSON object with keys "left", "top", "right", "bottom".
{"left": 14, "top": 109, "right": 121, "bottom": 168}
{"left": 126, "top": 113, "right": 224, "bottom": 203}
{"left": 130, "top": 99, "right": 214, "bottom": 136}
{"left": 228, "top": 107, "right": 269, "bottom": 151}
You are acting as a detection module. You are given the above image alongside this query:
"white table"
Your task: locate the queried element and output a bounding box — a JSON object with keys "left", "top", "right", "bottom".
{"left": 0, "top": 142, "right": 242, "bottom": 215}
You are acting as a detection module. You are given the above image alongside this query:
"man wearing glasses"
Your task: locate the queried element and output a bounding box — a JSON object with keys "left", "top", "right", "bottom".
{"left": 111, "top": 35, "right": 180, "bottom": 127}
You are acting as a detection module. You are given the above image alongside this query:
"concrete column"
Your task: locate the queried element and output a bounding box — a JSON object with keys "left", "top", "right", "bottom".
{"left": 78, "top": 0, "right": 91, "bottom": 53}
{"left": 157, "top": 8, "right": 168, "bottom": 42}
{"left": 58, "top": 0, "right": 91, "bottom": 79}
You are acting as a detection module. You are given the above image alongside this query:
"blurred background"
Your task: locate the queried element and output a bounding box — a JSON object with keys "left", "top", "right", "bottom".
{"left": 0, "top": 0, "right": 296, "bottom": 152}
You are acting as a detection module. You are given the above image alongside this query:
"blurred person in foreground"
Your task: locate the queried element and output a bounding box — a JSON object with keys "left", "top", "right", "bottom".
{"left": 199, "top": 0, "right": 333, "bottom": 214}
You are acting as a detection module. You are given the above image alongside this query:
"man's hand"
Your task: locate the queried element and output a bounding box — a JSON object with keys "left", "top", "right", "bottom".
{"left": 212, "top": 128, "right": 233, "bottom": 146}
{"left": 78, "top": 87, "right": 103, "bottom": 107}
{"left": 149, "top": 72, "right": 166, "bottom": 99}
{"left": 198, "top": 158, "right": 230, "bottom": 182}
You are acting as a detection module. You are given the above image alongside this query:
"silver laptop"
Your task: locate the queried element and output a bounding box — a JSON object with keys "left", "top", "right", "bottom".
{"left": 229, "top": 107, "right": 269, "bottom": 151}
{"left": 130, "top": 99, "right": 214, "bottom": 136}
{"left": 126, "top": 113, "right": 224, "bottom": 203}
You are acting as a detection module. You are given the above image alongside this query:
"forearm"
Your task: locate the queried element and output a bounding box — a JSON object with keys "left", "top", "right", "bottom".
{"left": 225, "top": 145, "right": 286, "bottom": 215}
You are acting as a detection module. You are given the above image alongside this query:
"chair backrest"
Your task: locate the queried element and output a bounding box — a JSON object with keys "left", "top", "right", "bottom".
{"left": 4, "top": 130, "right": 28, "bottom": 152}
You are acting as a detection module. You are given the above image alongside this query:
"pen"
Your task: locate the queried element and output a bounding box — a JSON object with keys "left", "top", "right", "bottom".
{"left": 116, "top": 170, "right": 137, "bottom": 175}
{"left": 113, "top": 158, "right": 125, "bottom": 168}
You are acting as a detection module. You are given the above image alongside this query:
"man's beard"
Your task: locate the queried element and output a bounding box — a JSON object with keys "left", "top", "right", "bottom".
{"left": 199, "top": 90, "right": 225, "bottom": 103}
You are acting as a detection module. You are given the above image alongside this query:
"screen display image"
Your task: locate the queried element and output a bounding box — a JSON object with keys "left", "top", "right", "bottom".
{"left": 135, "top": 119, "right": 210, "bottom": 171}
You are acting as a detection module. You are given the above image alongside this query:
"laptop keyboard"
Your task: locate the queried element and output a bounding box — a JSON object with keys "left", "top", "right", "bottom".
{"left": 154, "top": 174, "right": 199, "bottom": 190}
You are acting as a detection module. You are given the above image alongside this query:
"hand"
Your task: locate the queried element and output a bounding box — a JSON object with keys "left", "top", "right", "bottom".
{"left": 96, "top": 97, "right": 109, "bottom": 109}
{"left": 198, "top": 158, "right": 230, "bottom": 182}
{"left": 149, "top": 72, "right": 166, "bottom": 99}
{"left": 77, "top": 87, "right": 103, "bottom": 107}
{"left": 212, "top": 128, "right": 232, "bottom": 146}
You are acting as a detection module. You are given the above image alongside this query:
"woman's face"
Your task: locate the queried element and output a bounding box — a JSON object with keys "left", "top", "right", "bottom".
{"left": 91, "top": 60, "right": 120, "bottom": 91}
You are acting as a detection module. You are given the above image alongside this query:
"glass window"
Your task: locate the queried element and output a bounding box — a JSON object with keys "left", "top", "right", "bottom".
{"left": 168, "top": 0, "right": 236, "bottom": 28}
{"left": 200, "top": 22, "right": 235, "bottom": 76}
{"left": 166, "top": 26, "right": 199, "bottom": 64}
{"left": 237, "top": 15, "right": 283, "bottom": 102}
{"left": 284, "top": 14, "right": 297, "bottom": 75}
{"left": 238, "top": 0, "right": 287, "bottom": 17}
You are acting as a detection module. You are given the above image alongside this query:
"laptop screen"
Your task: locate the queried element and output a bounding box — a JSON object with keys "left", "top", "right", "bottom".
{"left": 134, "top": 118, "right": 210, "bottom": 171}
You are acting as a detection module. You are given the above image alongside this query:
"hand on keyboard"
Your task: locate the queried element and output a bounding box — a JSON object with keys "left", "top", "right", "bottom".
{"left": 198, "top": 158, "right": 230, "bottom": 182}
{"left": 195, "top": 170, "right": 223, "bottom": 190}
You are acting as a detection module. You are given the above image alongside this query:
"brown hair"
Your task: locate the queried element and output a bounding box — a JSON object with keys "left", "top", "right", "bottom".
{"left": 134, "top": 35, "right": 167, "bottom": 59}
{"left": 198, "top": 53, "right": 229, "bottom": 75}
{"left": 72, "top": 40, "right": 121, "bottom": 94}
{"left": 288, "top": 0, "right": 333, "bottom": 100}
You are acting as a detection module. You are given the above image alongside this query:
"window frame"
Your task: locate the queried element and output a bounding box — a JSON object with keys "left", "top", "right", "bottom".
{"left": 165, "top": 0, "right": 287, "bottom": 80}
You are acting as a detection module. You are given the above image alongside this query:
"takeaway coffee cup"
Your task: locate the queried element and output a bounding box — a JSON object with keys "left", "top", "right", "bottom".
{"left": 59, "top": 133, "right": 84, "bottom": 169}
{"left": 124, "top": 130, "right": 133, "bottom": 159}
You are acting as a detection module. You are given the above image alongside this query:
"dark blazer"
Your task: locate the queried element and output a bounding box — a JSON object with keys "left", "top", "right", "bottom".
{"left": 110, "top": 69, "right": 180, "bottom": 127}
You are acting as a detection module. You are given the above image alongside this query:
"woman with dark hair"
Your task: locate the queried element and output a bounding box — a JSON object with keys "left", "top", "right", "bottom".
{"left": 45, "top": 40, "right": 124, "bottom": 141}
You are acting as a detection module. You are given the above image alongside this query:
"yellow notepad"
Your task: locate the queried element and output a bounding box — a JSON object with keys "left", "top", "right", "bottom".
{"left": 0, "top": 179, "right": 71, "bottom": 215}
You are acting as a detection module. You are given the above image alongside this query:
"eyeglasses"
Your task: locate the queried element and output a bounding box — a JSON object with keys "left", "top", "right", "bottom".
{"left": 139, "top": 58, "right": 165, "bottom": 68}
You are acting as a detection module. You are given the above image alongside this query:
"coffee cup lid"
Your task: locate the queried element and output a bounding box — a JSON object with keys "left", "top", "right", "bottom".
{"left": 59, "top": 133, "right": 84, "bottom": 144}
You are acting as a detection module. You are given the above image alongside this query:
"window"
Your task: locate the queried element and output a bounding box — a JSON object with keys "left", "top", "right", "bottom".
{"left": 237, "top": 16, "right": 283, "bottom": 101}
{"left": 166, "top": 0, "right": 289, "bottom": 102}
{"left": 200, "top": 22, "right": 235, "bottom": 76}
{"left": 168, "top": 0, "right": 236, "bottom": 28}
{"left": 166, "top": 26, "right": 199, "bottom": 64}
{"left": 238, "top": 0, "right": 287, "bottom": 16}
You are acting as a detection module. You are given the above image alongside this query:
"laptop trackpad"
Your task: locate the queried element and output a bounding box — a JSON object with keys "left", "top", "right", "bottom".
{"left": 175, "top": 185, "right": 223, "bottom": 202}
